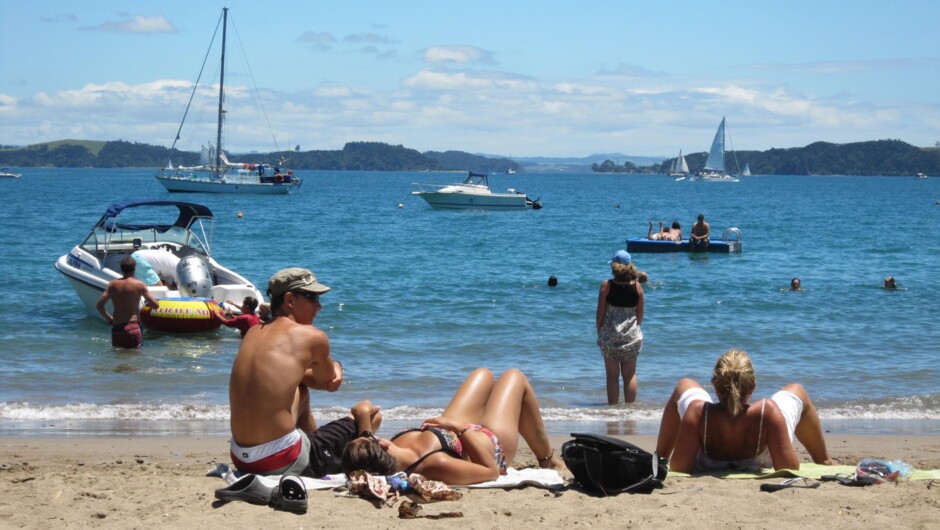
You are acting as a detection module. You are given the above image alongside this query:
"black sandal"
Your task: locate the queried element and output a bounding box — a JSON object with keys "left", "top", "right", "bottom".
{"left": 270, "top": 475, "right": 308, "bottom": 513}
{"left": 760, "top": 477, "right": 821, "bottom": 492}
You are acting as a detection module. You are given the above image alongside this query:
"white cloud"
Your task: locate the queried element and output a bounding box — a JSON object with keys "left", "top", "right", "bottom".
{"left": 5, "top": 66, "right": 940, "bottom": 156}
{"left": 746, "top": 57, "right": 940, "bottom": 74}
{"left": 344, "top": 33, "right": 393, "bottom": 44}
{"left": 314, "top": 86, "right": 354, "bottom": 98}
{"left": 297, "top": 31, "right": 336, "bottom": 44}
{"left": 403, "top": 70, "right": 536, "bottom": 92}
{"left": 91, "top": 15, "right": 175, "bottom": 34}
{"left": 423, "top": 45, "right": 493, "bottom": 65}
{"left": 40, "top": 14, "right": 78, "bottom": 23}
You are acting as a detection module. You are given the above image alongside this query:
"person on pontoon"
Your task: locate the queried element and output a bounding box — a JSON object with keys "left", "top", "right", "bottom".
{"left": 690, "top": 214, "right": 710, "bottom": 251}
{"left": 648, "top": 221, "right": 682, "bottom": 241}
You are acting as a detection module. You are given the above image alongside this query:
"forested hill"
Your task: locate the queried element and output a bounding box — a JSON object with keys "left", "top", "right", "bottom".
{"left": 648, "top": 139, "right": 940, "bottom": 176}
{"left": 0, "top": 140, "right": 518, "bottom": 172}
{"left": 2, "top": 138, "right": 938, "bottom": 175}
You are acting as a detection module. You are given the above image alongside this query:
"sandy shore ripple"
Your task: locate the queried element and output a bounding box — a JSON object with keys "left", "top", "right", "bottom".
{"left": 1, "top": 434, "right": 938, "bottom": 528}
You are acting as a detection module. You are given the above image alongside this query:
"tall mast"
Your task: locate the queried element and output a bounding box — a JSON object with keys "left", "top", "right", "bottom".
{"left": 215, "top": 7, "right": 228, "bottom": 176}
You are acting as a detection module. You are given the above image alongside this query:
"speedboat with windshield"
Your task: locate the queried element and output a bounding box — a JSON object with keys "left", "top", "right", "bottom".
{"left": 55, "top": 200, "right": 263, "bottom": 332}
{"left": 412, "top": 171, "right": 542, "bottom": 210}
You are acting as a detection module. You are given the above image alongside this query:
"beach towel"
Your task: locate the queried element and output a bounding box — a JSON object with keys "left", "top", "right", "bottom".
{"left": 210, "top": 463, "right": 346, "bottom": 490}
{"left": 209, "top": 463, "right": 564, "bottom": 491}
{"left": 668, "top": 463, "right": 940, "bottom": 480}
{"left": 466, "top": 467, "right": 565, "bottom": 490}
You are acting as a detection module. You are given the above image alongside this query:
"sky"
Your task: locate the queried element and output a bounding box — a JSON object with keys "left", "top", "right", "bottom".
{"left": 2, "top": 0, "right": 939, "bottom": 158}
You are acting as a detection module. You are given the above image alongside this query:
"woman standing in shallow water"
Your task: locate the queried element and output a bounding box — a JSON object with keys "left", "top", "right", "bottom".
{"left": 596, "top": 250, "right": 644, "bottom": 405}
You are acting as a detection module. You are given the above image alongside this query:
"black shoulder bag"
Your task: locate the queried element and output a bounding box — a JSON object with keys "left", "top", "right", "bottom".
{"left": 561, "top": 433, "right": 668, "bottom": 495}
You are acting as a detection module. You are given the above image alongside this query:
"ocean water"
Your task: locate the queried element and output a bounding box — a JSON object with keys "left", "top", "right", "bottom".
{"left": 1, "top": 168, "right": 939, "bottom": 437}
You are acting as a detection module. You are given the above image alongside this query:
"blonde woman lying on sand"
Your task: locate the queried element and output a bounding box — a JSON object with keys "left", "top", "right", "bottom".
{"left": 655, "top": 349, "right": 834, "bottom": 473}
{"left": 341, "top": 368, "right": 564, "bottom": 485}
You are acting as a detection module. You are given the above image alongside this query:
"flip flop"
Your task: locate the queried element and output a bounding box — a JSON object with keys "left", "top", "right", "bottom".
{"left": 214, "top": 474, "right": 274, "bottom": 505}
{"left": 760, "top": 477, "right": 821, "bottom": 492}
{"left": 270, "top": 475, "right": 308, "bottom": 513}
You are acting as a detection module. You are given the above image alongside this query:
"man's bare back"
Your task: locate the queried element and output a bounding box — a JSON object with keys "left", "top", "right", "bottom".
{"left": 229, "top": 268, "right": 340, "bottom": 448}
{"left": 229, "top": 315, "right": 337, "bottom": 446}
{"left": 96, "top": 257, "right": 159, "bottom": 325}
{"left": 97, "top": 277, "right": 154, "bottom": 324}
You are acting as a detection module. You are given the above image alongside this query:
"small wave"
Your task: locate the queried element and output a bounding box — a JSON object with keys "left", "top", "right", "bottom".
{"left": 0, "top": 402, "right": 230, "bottom": 421}
{"left": 5, "top": 397, "right": 940, "bottom": 424}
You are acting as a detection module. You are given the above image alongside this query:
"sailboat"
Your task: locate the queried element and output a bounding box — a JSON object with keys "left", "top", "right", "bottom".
{"left": 741, "top": 163, "right": 752, "bottom": 177}
{"left": 668, "top": 150, "right": 690, "bottom": 179}
{"left": 697, "top": 117, "right": 740, "bottom": 182}
{"left": 155, "top": 8, "right": 301, "bottom": 194}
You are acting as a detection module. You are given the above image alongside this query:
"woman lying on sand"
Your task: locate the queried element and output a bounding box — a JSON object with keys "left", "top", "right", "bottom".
{"left": 655, "top": 349, "right": 834, "bottom": 473}
{"left": 341, "top": 368, "right": 565, "bottom": 485}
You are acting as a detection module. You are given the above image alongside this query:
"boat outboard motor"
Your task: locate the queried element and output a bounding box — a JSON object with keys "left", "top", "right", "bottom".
{"left": 176, "top": 256, "right": 213, "bottom": 298}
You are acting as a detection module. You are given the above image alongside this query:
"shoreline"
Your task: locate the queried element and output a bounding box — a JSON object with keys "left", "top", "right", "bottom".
{"left": 1, "top": 434, "right": 938, "bottom": 528}
{"left": 3, "top": 417, "right": 940, "bottom": 438}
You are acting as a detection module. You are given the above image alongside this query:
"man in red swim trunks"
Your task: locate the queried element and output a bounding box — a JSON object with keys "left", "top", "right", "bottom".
{"left": 96, "top": 256, "right": 160, "bottom": 349}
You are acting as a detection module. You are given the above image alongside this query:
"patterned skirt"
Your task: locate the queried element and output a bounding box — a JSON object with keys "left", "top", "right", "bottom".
{"left": 596, "top": 305, "right": 643, "bottom": 362}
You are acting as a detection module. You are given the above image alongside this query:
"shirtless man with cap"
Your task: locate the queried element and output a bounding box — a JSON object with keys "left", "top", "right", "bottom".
{"left": 229, "top": 267, "right": 381, "bottom": 477}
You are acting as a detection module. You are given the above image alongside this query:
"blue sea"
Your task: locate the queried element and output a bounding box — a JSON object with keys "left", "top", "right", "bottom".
{"left": 1, "top": 168, "right": 938, "bottom": 437}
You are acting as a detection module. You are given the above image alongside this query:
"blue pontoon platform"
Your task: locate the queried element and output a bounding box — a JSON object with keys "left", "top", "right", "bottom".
{"left": 626, "top": 227, "right": 743, "bottom": 254}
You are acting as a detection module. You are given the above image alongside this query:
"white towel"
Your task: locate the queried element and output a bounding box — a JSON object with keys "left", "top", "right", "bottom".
{"left": 211, "top": 463, "right": 347, "bottom": 490}
{"left": 467, "top": 467, "right": 565, "bottom": 490}
{"left": 210, "top": 464, "right": 564, "bottom": 491}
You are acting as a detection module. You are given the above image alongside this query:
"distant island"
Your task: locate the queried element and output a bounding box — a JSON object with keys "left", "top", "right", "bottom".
{"left": 1, "top": 138, "right": 938, "bottom": 176}
{"left": 593, "top": 139, "right": 940, "bottom": 177}
{"left": 0, "top": 140, "right": 521, "bottom": 174}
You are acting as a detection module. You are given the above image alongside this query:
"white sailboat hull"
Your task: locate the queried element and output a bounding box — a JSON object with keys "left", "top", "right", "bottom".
{"left": 156, "top": 174, "right": 299, "bottom": 194}
{"left": 700, "top": 173, "right": 740, "bottom": 182}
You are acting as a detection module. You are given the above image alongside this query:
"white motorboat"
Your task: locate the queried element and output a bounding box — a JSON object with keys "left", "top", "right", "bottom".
{"left": 697, "top": 117, "right": 741, "bottom": 182}
{"left": 412, "top": 171, "right": 542, "bottom": 210}
{"left": 154, "top": 8, "right": 301, "bottom": 195}
{"left": 915, "top": 172, "right": 928, "bottom": 179}
{"left": 55, "top": 200, "right": 263, "bottom": 329}
{"left": 0, "top": 167, "right": 22, "bottom": 178}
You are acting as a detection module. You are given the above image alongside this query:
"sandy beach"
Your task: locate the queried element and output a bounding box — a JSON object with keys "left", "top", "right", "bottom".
{"left": 1, "top": 434, "right": 938, "bottom": 529}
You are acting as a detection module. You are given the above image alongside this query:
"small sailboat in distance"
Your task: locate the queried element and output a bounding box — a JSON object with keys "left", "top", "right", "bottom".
{"left": 741, "top": 163, "right": 752, "bottom": 177}
{"left": 669, "top": 150, "right": 689, "bottom": 179}
{"left": 697, "top": 117, "right": 740, "bottom": 182}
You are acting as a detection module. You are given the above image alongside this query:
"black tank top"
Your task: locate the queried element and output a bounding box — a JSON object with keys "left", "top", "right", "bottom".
{"left": 606, "top": 281, "right": 638, "bottom": 308}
